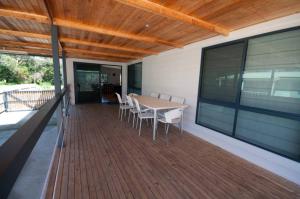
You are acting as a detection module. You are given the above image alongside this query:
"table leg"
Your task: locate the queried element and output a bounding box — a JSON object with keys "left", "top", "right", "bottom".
{"left": 153, "top": 109, "right": 157, "bottom": 141}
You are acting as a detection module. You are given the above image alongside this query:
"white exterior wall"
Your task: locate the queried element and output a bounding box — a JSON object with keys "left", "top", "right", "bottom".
{"left": 66, "top": 58, "right": 127, "bottom": 105}
{"left": 140, "top": 14, "right": 300, "bottom": 185}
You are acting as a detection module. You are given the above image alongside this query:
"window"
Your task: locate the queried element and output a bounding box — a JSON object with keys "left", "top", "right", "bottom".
{"left": 127, "top": 62, "right": 142, "bottom": 95}
{"left": 196, "top": 27, "right": 300, "bottom": 161}
{"left": 241, "top": 29, "right": 300, "bottom": 114}
{"left": 201, "top": 42, "right": 244, "bottom": 102}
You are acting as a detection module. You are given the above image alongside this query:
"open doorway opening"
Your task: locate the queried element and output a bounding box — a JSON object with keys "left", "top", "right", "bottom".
{"left": 74, "top": 62, "right": 122, "bottom": 104}
{"left": 101, "top": 65, "right": 122, "bottom": 104}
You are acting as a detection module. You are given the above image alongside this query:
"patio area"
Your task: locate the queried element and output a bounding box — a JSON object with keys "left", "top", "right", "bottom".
{"left": 46, "top": 104, "right": 300, "bottom": 199}
{"left": 0, "top": 1, "right": 299, "bottom": 198}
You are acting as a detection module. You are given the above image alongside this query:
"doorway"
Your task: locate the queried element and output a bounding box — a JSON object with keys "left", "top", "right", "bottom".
{"left": 74, "top": 62, "right": 122, "bottom": 104}
{"left": 101, "top": 65, "right": 122, "bottom": 104}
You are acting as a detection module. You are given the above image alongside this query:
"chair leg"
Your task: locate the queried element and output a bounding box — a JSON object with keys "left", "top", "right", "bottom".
{"left": 165, "top": 123, "right": 170, "bottom": 144}
{"left": 118, "top": 108, "right": 120, "bottom": 119}
{"left": 139, "top": 119, "right": 143, "bottom": 136}
{"left": 128, "top": 111, "right": 131, "bottom": 123}
{"left": 132, "top": 114, "right": 135, "bottom": 128}
{"left": 136, "top": 117, "right": 139, "bottom": 129}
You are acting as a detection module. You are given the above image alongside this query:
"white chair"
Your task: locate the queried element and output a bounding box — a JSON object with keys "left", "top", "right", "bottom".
{"left": 116, "top": 93, "right": 131, "bottom": 121}
{"left": 158, "top": 108, "right": 182, "bottom": 142}
{"left": 126, "top": 95, "right": 139, "bottom": 127}
{"left": 159, "top": 94, "right": 171, "bottom": 101}
{"left": 150, "top": 92, "right": 159, "bottom": 98}
{"left": 133, "top": 98, "right": 154, "bottom": 136}
{"left": 171, "top": 96, "right": 185, "bottom": 104}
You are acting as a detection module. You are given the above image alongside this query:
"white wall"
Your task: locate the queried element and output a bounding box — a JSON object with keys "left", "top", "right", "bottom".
{"left": 66, "top": 58, "right": 127, "bottom": 104}
{"left": 140, "top": 13, "right": 300, "bottom": 185}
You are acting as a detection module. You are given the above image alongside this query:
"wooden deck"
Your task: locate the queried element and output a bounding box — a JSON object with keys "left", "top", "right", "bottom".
{"left": 46, "top": 104, "right": 300, "bottom": 199}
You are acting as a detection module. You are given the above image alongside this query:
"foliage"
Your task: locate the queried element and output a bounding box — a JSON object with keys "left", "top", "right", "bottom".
{"left": 0, "top": 54, "right": 55, "bottom": 85}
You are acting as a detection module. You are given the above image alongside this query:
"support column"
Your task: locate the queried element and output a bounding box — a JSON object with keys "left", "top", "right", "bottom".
{"left": 51, "top": 25, "right": 64, "bottom": 148}
{"left": 62, "top": 51, "right": 68, "bottom": 116}
{"left": 62, "top": 50, "right": 67, "bottom": 90}
{"left": 51, "top": 25, "right": 61, "bottom": 95}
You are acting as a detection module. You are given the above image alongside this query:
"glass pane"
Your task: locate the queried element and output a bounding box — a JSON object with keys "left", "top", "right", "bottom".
{"left": 128, "top": 62, "right": 142, "bottom": 95}
{"left": 0, "top": 90, "right": 54, "bottom": 146}
{"left": 201, "top": 42, "right": 245, "bottom": 102}
{"left": 8, "top": 106, "right": 59, "bottom": 198}
{"left": 236, "top": 110, "right": 300, "bottom": 160}
{"left": 241, "top": 29, "right": 300, "bottom": 114}
{"left": 77, "top": 70, "right": 99, "bottom": 92}
{"left": 197, "top": 102, "right": 235, "bottom": 135}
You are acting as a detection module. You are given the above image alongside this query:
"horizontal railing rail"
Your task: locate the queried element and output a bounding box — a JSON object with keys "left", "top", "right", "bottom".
{"left": 0, "top": 89, "right": 66, "bottom": 199}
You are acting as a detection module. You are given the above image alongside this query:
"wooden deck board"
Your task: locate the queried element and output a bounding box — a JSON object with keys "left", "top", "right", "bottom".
{"left": 46, "top": 104, "right": 300, "bottom": 199}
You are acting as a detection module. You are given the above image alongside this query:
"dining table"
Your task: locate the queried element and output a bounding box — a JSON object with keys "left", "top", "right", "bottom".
{"left": 133, "top": 95, "right": 188, "bottom": 141}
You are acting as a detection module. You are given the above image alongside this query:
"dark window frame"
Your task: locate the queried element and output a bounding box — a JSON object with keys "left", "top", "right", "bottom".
{"left": 196, "top": 26, "right": 300, "bottom": 162}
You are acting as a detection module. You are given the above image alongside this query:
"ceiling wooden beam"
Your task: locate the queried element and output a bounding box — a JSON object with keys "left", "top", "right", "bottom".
{"left": 0, "top": 28, "right": 152, "bottom": 56}
{"left": 43, "top": 0, "right": 54, "bottom": 23}
{"left": 60, "top": 37, "right": 158, "bottom": 55}
{"left": 115, "top": 0, "right": 229, "bottom": 36}
{"left": 0, "top": 8, "right": 49, "bottom": 24}
{"left": 65, "top": 52, "right": 129, "bottom": 62}
{"left": 0, "top": 46, "right": 52, "bottom": 56}
{"left": 0, "top": 40, "right": 51, "bottom": 49}
{"left": 0, "top": 39, "right": 129, "bottom": 59}
{"left": 0, "top": 28, "right": 50, "bottom": 40}
{"left": 64, "top": 47, "right": 139, "bottom": 59}
{"left": 53, "top": 18, "right": 182, "bottom": 48}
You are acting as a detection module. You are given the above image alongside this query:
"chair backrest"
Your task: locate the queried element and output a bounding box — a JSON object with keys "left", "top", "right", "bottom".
{"left": 115, "top": 93, "right": 123, "bottom": 104}
{"left": 171, "top": 96, "right": 185, "bottom": 104}
{"left": 150, "top": 92, "right": 159, "bottom": 98}
{"left": 164, "top": 109, "right": 182, "bottom": 123}
{"left": 133, "top": 98, "right": 141, "bottom": 112}
{"left": 159, "top": 94, "right": 171, "bottom": 101}
{"left": 126, "top": 95, "right": 134, "bottom": 107}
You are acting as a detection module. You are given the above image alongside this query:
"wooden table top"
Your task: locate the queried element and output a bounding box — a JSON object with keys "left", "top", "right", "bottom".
{"left": 134, "top": 95, "right": 188, "bottom": 110}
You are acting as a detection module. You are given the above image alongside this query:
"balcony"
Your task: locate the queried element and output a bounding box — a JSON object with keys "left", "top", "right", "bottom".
{"left": 0, "top": 1, "right": 300, "bottom": 199}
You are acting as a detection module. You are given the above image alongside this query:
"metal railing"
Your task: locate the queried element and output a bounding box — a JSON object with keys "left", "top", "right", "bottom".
{"left": 0, "top": 90, "right": 55, "bottom": 113}
{"left": 0, "top": 90, "right": 66, "bottom": 199}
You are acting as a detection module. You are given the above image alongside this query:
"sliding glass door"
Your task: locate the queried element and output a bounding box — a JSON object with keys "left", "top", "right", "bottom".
{"left": 196, "top": 27, "right": 300, "bottom": 161}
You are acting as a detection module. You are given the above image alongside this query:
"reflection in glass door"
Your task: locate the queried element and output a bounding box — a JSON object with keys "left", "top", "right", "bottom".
{"left": 74, "top": 63, "right": 101, "bottom": 103}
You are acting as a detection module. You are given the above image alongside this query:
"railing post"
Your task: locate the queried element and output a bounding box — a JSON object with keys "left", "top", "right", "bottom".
{"left": 3, "top": 92, "right": 8, "bottom": 112}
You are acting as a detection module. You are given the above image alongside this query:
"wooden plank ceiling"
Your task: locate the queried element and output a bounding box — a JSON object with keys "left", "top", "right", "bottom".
{"left": 0, "top": 0, "right": 299, "bottom": 62}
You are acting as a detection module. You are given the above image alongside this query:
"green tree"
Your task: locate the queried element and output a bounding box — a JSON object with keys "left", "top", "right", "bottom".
{"left": 42, "top": 63, "right": 54, "bottom": 84}
{"left": 0, "top": 53, "right": 54, "bottom": 85}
